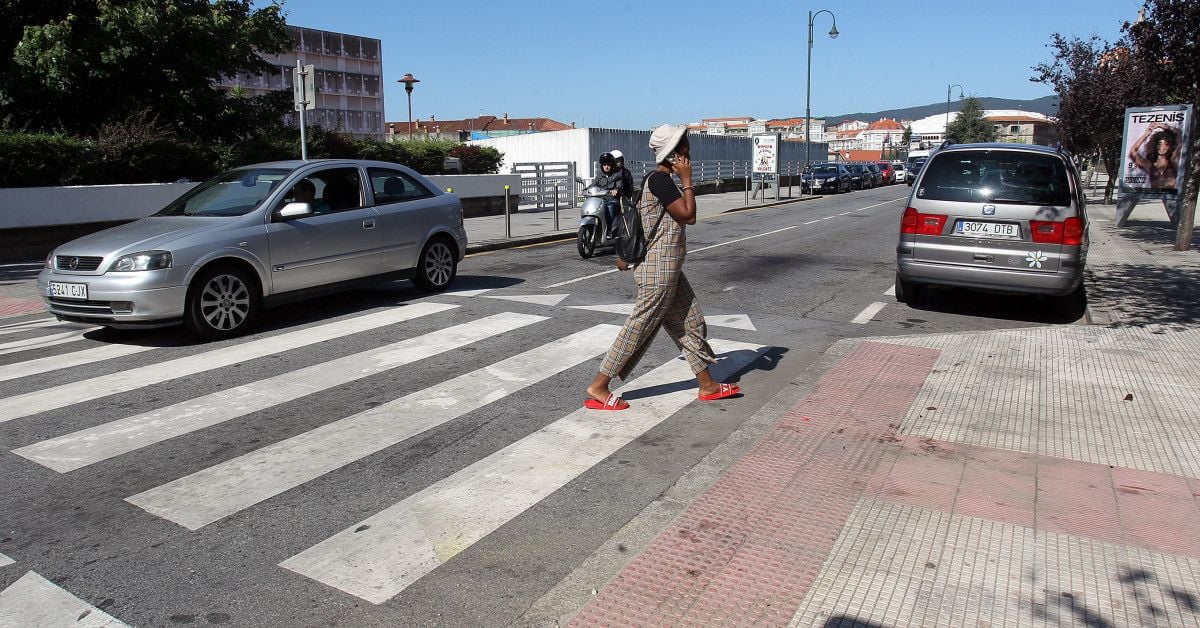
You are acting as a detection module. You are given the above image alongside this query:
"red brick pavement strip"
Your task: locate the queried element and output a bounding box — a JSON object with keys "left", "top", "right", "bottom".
{"left": 870, "top": 437, "right": 1200, "bottom": 560}
{"left": 0, "top": 296, "right": 45, "bottom": 318}
{"left": 571, "top": 341, "right": 941, "bottom": 626}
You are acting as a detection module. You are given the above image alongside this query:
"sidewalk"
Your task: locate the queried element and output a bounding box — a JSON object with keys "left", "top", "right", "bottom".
{"left": 556, "top": 193, "right": 1200, "bottom": 625}
{"left": 465, "top": 186, "right": 813, "bottom": 253}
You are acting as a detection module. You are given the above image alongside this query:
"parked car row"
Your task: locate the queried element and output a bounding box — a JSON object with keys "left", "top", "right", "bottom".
{"left": 801, "top": 160, "right": 907, "bottom": 194}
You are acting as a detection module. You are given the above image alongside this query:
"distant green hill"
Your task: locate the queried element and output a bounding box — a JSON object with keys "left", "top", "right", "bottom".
{"left": 824, "top": 95, "right": 1057, "bottom": 125}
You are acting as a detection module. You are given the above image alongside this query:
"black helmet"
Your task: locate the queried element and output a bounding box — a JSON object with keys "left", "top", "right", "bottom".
{"left": 599, "top": 152, "right": 616, "bottom": 168}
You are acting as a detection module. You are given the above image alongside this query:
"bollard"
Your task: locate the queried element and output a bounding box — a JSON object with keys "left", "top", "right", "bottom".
{"left": 745, "top": 176, "right": 750, "bottom": 206}
{"left": 504, "top": 185, "right": 512, "bottom": 239}
{"left": 553, "top": 182, "right": 560, "bottom": 231}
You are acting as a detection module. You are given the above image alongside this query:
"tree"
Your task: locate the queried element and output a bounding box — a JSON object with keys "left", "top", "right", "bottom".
{"left": 1032, "top": 34, "right": 1147, "bottom": 204}
{"left": 1124, "top": 0, "right": 1200, "bottom": 250}
{"left": 0, "top": 0, "right": 292, "bottom": 141}
{"left": 901, "top": 125, "right": 912, "bottom": 148}
{"left": 944, "top": 96, "right": 997, "bottom": 144}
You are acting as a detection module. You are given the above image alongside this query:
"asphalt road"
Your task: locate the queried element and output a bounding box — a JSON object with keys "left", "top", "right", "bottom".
{"left": 0, "top": 185, "right": 1078, "bottom": 627}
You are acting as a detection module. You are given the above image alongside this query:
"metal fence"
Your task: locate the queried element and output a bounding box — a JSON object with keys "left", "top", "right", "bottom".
{"left": 512, "top": 162, "right": 577, "bottom": 210}
{"left": 606, "top": 160, "right": 809, "bottom": 185}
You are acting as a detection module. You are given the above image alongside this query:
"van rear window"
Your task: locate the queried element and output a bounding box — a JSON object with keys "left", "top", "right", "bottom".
{"left": 916, "top": 150, "right": 1071, "bottom": 206}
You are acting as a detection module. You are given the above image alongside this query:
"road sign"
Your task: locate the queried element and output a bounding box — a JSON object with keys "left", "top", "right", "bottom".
{"left": 752, "top": 134, "right": 780, "bottom": 175}
{"left": 293, "top": 64, "right": 316, "bottom": 112}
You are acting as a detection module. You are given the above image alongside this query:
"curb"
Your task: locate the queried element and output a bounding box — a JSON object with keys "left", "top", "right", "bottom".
{"left": 466, "top": 196, "right": 824, "bottom": 255}
{"left": 466, "top": 231, "right": 577, "bottom": 255}
{"left": 720, "top": 194, "right": 821, "bottom": 214}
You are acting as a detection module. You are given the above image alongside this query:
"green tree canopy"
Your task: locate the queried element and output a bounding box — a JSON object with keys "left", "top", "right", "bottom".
{"left": 944, "top": 96, "right": 997, "bottom": 144}
{"left": 0, "top": 0, "right": 292, "bottom": 140}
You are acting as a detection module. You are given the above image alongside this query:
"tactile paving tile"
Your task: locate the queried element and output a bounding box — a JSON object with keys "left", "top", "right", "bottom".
{"left": 571, "top": 341, "right": 940, "bottom": 626}
{"left": 788, "top": 499, "right": 1200, "bottom": 627}
{"left": 883, "top": 325, "right": 1200, "bottom": 479}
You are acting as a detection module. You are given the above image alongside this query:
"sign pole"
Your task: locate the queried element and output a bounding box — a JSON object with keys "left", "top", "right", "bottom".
{"left": 295, "top": 60, "right": 308, "bottom": 161}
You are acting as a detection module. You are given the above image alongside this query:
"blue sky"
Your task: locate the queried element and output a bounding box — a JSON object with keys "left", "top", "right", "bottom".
{"left": 272, "top": 0, "right": 1140, "bottom": 128}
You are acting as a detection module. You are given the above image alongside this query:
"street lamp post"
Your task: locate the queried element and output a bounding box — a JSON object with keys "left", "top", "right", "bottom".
{"left": 398, "top": 73, "right": 421, "bottom": 139}
{"left": 805, "top": 9, "right": 839, "bottom": 176}
{"left": 945, "top": 83, "right": 964, "bottom": 138}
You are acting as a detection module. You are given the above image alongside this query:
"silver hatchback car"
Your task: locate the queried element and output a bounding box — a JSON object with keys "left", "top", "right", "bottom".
{"left": 895, "top": 143, "right": 1087, "bottom": 315}
{"left": 38, "top": 159, "right": 468, "bottom": 339}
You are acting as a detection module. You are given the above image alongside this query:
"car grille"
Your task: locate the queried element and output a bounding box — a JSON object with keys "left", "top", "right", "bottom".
{"left": 55, "top": 255, "right": 104, "bottom": 271}
{"left": 47, "top": 297, "right": 114, "bottom": 315}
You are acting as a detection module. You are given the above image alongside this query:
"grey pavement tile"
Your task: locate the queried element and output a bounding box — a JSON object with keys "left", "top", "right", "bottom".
{"left": 789, "top": 499, "right": 1200, "bottom": 627}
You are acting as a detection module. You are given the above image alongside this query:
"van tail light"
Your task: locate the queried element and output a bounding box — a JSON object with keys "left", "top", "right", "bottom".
{"left": 1062, "top": 217, "right": 1084, "bottom": 245}
{"left": 901, "top": 207, "right": 947, "bottom": 236}
{"left": 1030, "top": 220, "right": 1063, "bottom": 243}
{"left": 1030, "top": 217, "right": 1083, "bottom": 245}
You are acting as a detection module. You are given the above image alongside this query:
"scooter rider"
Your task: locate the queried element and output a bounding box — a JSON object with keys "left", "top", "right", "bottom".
{"left": 595, "top": 152, "right": 625, "bottom": 238}
{"left": 610, "top": 149, "right": 634, "bottom": 212}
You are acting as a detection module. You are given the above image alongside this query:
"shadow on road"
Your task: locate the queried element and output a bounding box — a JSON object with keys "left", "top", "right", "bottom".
{"left": 904, "top": 286, "right": 1085, "bottom": 325}
{"left": 0, "top": 262, "right": 44, "bottom": 286}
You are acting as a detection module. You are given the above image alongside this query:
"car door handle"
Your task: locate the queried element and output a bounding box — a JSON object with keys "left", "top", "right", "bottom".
{"left": 363, "top": 219, "right": 376, "bottom": 229}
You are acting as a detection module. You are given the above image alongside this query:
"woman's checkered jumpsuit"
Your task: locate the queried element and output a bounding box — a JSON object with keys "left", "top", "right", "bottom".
{"left": 598, "top": 176, "right": 717, "bottom": 380}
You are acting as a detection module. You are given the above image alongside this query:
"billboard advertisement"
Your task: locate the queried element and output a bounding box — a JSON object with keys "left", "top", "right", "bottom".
{"left": 752, "top": 134, "right": 780, "bottom": 175}
{"left": 1119, "top": 104, "right": 1193, "bottom": 198}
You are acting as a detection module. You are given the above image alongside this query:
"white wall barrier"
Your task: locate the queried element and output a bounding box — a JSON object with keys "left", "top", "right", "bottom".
{"left": 0, "top": 175, "right": 522, "bottom": 230}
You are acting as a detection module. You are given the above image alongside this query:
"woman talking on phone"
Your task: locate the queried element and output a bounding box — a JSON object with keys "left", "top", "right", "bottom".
{"left": 584, "top": 124, "right": 741, "bottom": 411}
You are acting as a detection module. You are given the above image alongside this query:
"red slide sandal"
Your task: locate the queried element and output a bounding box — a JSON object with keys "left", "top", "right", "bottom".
{"left": 584, "top": 393, "right": 630, "bottom": 411}
{"left": 699, "top": 383, "right": 741, "bottom": 401}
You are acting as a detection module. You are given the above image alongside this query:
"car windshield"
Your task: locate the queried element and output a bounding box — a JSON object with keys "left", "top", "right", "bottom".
{"left": 814, "top": 166, "right": 838, "bottom": 175}
{"left": 155, "top": 168, "right": 291, "bottom": 217}
{"left": 916, "top": 150, "right": 1071, "bottom": 206}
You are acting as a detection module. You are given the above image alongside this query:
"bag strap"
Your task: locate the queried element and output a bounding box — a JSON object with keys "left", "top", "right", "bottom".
{"left": 641, "top": 172, "right": 669, "bottom": 243}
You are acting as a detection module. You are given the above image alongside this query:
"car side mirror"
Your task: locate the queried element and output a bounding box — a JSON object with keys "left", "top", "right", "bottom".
{"left": 278, "top": 202, "right": 313, "bottom": 219}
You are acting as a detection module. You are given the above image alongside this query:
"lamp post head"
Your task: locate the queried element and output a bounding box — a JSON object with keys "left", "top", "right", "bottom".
{"left": 828, "top": 25, "right": 839, "bottom": 39}
{"left": 399, "top": 73, "right": 420, "bottom": 93}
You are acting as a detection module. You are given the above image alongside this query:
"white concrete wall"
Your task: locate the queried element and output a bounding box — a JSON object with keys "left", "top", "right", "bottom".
{"left": 0, "top": 175, "right": 519, "bottom": 229}
{"left": 471, "top": 128, "right": 829, "bottom": 179}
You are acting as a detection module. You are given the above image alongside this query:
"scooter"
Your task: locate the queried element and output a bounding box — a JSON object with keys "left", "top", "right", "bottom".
{"left": 576, "top": 177, "right": 621, "bottom": 258}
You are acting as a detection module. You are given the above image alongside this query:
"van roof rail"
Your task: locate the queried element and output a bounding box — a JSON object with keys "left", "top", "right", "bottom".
{"left": 939, "top": 139, "right": 954, "bottom": 149}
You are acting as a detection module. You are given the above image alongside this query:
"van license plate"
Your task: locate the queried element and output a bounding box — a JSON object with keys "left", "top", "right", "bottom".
{"left": 955, "top": 220, "right": 1020, "bottom": 239}
{"left": 49, "top": 282, "right": 88, "bottom": 300}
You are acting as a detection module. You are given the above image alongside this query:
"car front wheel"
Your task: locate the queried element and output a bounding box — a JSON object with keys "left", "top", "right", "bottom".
{"left": 414, "top": 236, "right": 458, "bottom": 292}
{"left": 184, "top": 265, "right": 260, "bottom": 340}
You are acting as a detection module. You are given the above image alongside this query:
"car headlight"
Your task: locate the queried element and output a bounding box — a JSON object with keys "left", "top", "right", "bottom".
{"left": 110, "top": 251, "right": 172, "bottom": 272}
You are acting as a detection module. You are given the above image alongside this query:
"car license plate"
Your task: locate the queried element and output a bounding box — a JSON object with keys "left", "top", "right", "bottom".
{"left": 955, "top": 220, "right": 1019, "bottom": 239}
{"left": 49, "top": 282, "right": 88, "bottom": 300}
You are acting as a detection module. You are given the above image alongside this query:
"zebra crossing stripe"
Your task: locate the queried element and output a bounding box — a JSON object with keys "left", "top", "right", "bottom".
{"left": 0, "top": 571, "right": 131, "bottom": 627}
{"left": 0, "top": 303, "right": 458, "bottom": 424}
{"left": 0, "top": 343, "right": 156, "bottom": 384}
{"left": 280, "top": 339, "right": 765, "bottom": 604}
{"left": 0, "top": 329, "right": 90, "bottom": 356}
{"left": 125, "top": 324, "right": 622, "bottom": 530}
{"left": 0, "top": 553, "right": 11, "bottom": 567}
{"left": 0, "top": 318, "right": 77, "bottom": 337}
{"left": 15, "top": 312, "right": 548, "bottom": 473}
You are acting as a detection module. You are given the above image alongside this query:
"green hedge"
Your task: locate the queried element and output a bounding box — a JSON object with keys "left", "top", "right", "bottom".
{"left": 0, "top": 129, "right": 504, "bottom": 188}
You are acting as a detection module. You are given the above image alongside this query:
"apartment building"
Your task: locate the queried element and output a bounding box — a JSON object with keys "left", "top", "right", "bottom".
{"left": 217, "top": 25, "right": 385, "bottom": 138}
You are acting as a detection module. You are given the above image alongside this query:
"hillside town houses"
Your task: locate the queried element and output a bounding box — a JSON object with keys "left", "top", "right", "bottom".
{"left": 681, "top": 110, "right": 1055, "bottom": 161}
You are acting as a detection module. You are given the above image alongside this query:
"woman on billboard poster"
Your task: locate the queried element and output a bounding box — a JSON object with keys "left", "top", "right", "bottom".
{"left": 1127, "top": 122, "right": 1182, "bottom": 190}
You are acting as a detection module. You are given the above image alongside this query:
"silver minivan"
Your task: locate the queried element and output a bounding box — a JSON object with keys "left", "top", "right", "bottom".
{"left": 38, "top": 159, "right": 468, "bottom": 339}
{"left": 895, "top": 143, "right": 1087, "bottom": 315}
